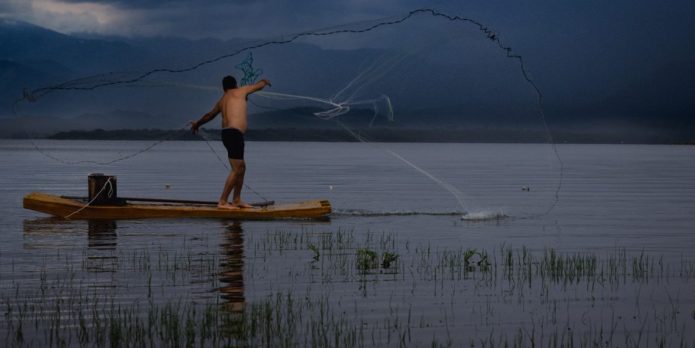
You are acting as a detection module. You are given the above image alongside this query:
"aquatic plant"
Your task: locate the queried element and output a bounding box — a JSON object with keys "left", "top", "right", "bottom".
{"left": 308, "top": 243, "right": 320, "bottom": 262}
{"left": 356, "top": 248, "right": 378, "bottom": 272}
{"left": 381, "top": 252, "right": 399, "bottom": 269}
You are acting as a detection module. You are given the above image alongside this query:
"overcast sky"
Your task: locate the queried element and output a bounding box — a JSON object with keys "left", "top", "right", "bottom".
{"left": 1, "top": 0, "right": 692, "bottom": 46}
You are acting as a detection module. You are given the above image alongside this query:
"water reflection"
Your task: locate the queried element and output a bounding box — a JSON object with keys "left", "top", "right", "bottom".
{"left": 87, "top": 220, "right": 117, "bottom": 250}
{"left": 217, "top": 221, "right": 247, "bottom": 340}
{"left": 22, "top": 217, "right": 71, "bottom": 231}
{"left": 23, "top": 218, "right": 118, "bottom": 249}
{"left": 22, "top": 218, "right": 248, "bottom": 311}
{"left": 23, "top": 218, "right": 114, "bottom": 248}
{"left": 23, "top": 218, "right": 119, "bottom": 272}
{"left": 219, "top": 221, "right": 245, "bottom": 313}
{"left": 85, "top": 220, "right": 118, "bottom": 272}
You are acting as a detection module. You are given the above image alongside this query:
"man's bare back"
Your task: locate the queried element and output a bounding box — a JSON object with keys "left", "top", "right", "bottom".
{"left": 220, "top": 88, "right": 250, "bottom": 132}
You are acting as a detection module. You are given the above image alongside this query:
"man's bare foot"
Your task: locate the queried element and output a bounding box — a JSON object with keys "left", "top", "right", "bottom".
{"left": 217, "top": 202, "right": 240, "bottom": 210}
{"left": 233, "top": 201, "right": 255, "bottom": 209}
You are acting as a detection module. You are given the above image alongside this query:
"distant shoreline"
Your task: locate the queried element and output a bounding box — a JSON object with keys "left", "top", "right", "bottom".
{"left": 1, "top": 128, "right": 692, "bottom": 145}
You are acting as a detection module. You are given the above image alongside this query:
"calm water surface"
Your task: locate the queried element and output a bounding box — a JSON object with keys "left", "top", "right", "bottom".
{"left": 1, "top": 140, "right": 694, "bottom": 346}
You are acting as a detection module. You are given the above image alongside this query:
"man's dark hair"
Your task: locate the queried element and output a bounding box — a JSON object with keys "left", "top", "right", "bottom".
{"left": 222, "top": 75, "right": 237, "bottom": 91}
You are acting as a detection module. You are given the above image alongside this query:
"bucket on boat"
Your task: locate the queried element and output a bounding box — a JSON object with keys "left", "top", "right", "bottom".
{"left": 88, "top": 173, "right": 120, "bottom": 205}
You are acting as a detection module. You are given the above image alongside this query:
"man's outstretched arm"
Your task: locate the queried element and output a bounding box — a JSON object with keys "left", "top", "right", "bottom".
{"left": 243, "top": 79, "right": 271, "bottom": 95}
{"left": 190, "top": 101, "right": 221, "bottom": 134}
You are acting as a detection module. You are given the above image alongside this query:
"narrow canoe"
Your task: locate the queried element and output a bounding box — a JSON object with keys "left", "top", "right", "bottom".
{"left": 23, "top": 192, "right": 331, "bottom": 220}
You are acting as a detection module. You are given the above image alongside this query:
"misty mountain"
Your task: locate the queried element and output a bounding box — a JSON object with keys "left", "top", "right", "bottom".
{"left": 0, "top": 19, "right": 148, "bottom": 74}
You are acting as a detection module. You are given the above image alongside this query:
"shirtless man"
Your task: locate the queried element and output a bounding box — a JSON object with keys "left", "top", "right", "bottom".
{"left": 190, "top": 75, "right": 271, "bottom": 209}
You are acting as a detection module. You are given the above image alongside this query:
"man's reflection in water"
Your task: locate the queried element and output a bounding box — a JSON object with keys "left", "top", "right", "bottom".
{"left": 219, "top": 221, "right": 245, "bottom": 313}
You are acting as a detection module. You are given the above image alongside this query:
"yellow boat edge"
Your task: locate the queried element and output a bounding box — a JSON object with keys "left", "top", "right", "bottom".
{"left": 23, "top": 192, "right": 332, "bottom": 220}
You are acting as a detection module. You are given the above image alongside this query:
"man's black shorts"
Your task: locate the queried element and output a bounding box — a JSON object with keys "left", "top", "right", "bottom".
{"left": 221, "top": 128, "right": 245, "bottom": 160}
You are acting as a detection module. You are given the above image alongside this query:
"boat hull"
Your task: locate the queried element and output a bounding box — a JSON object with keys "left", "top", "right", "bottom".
{"left": 23, "top": 192, "right": 331, "bottom": 220}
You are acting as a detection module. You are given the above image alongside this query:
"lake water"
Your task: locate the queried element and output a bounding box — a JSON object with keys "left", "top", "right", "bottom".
{"left": 1, "top": 140, "right": 694, "bottom": 347}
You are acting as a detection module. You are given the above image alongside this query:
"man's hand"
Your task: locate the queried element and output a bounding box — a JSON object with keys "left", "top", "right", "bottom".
{"left": 261, "top": 79, "right": 272, "bottom": 87}
{"left": 190, "top": 120, "right": 200, "bottom": 134}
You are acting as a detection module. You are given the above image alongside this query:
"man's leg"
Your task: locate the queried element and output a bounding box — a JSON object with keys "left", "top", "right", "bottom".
{"left": 230, "top": 159, "right": 253, "bottom": 208}
{"left": 218, "top": 160, "right": 240, "bottom": 209}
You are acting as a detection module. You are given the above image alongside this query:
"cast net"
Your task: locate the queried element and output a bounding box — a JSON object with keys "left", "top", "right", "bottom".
{"left": 12, "top": 9, "right": 563, "bottom": 218}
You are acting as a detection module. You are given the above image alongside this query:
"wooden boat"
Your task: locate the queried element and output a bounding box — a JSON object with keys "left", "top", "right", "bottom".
{"left": 23, "top": 192, "right": 331, "bottom": 220}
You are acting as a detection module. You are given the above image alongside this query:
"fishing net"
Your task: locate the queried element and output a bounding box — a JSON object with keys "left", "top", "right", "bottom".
{"left": 12, "top": 9, "right": 563, "bottom": 217}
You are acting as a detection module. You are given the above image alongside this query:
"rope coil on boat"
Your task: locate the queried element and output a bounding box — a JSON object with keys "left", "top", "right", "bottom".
{"left": 63, "top": 178, "right": 113, "bottom": 220}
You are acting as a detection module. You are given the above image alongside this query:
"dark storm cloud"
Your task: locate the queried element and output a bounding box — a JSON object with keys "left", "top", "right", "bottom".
{"left": 1, "top": 0, "right": 425, "bottom": 38}
{"left": 57, "top": 0, "right": 267, "bottom": 8}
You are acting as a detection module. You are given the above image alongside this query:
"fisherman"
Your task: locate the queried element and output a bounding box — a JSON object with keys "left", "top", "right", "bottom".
{"left": 190, "top": 75, "right": 271, "bottom": 209}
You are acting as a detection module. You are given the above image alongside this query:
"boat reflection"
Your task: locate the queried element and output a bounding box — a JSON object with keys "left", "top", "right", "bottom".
{"left": 23, "top": 218, "right": 119, "bottom": 272}
{"left": 23, "top": 218, "right": 117, "bottom": 248}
